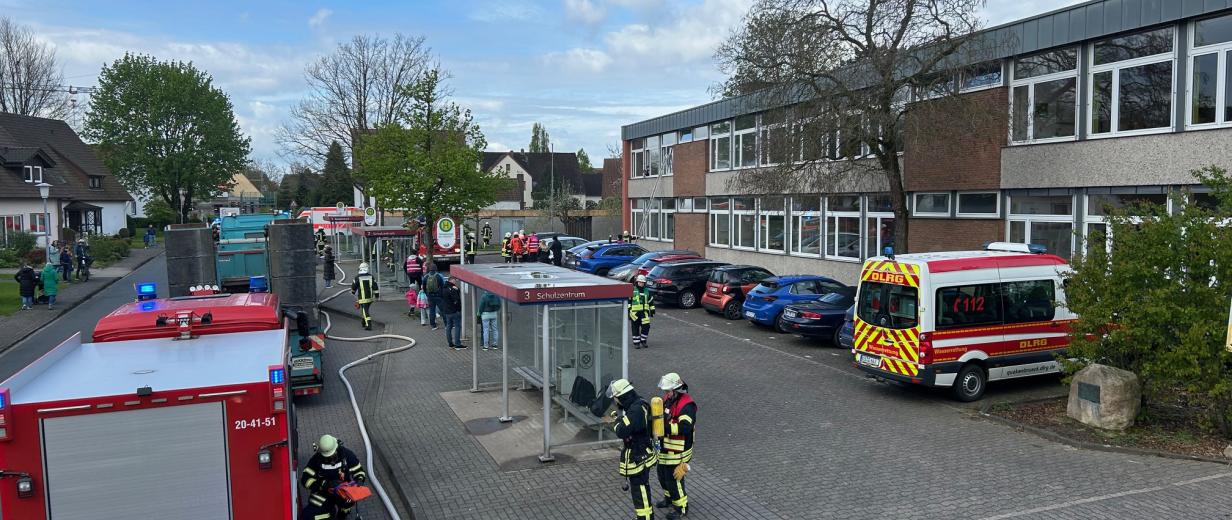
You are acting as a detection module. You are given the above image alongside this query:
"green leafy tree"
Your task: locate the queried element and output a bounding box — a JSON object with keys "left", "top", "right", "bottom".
{"left": 1064, "top": 166, "right": 1232, "bottom": 436}
{"left": 356, "top": 67, "right": 507, "bottom": 263}
{"left": 143, "top": 199, "right": 177, "bottom": 228}
{"left": 576, "top": 148, "right": 592, "bottom": 172}
{"left": 84, "top": 54, "right": 250, "bottom": 223}
{"left": 529, "top": 122, "right": 551, "bottom": 153}
{"left": 533, "top": 184, "right": 583, "bottom": 225}
{"left": 275, "top": 177, "right": 294, "bottom": 210}
{"left": 318, "top": 141, "right": 355, "bottom": 206}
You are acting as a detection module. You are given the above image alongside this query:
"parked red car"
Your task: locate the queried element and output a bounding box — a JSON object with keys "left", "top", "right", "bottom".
{"left": 700, "top": 264, "right": 775, "bottom": 320}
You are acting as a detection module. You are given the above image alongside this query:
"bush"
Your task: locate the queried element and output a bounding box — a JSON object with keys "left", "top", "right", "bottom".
{"left": 24, "top": 249, "right": 46, "bottom": 266}
{"left": 6, "top": 231, "right": 37, "bottom": 257}
{"left": 90, "top": 235, "right": 131, "bottom": 264}
{"left": 1064, "top": 165, "right": 1232, "bottom": 437}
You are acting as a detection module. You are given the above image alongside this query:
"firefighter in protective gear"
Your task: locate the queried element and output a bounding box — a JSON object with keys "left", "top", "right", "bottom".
{"left": 351, "top": 263, "right": 379, "bottom": 330}
{"left": 655, "top": 373, "right": 696, "bottom": 519}
{"left": 604, "top": 379, "right": 657, "bottom": 520}
{"left": 299, "top": 434, "right": 368, "bottom": 520}
{"left": 481, "top": 221, "right": 493, "bottom": 248}
{"left": 465, "top": 232, "right": 478, "bottom": 264}
{"left": 501, "top": 232, "right": 513, "bottom": 263}
{"left": 630, "top": 274, "right": 655, "bottom": 349}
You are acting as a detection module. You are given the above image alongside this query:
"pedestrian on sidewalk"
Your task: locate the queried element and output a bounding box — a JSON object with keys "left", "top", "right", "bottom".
{"left": 477, "top": 290, "right": 501, "bottom": 350}
{"left": 405, "top": 253, "right": 423, "bottom": 287}
{"left": 550, "top": 236, "right": 563, "bottom": 267}
{"left": 322, "top": 246, "right": 336, "bottom": 288}
{"left": 58, "top": 246, "right": 73, "bottom": 283}
{"left": 14, "top": 263, "right": 36, "bottom": 310}
{"left": 423, "top": 262, "right": 445, "bottom": 330}
{"left": 40, "top": 262, "right": 59, "bottom": 309}
{"left": 416, "top": 287, "right": 429, "bottom": 326}
{"left": 144, "top": 224, "right": 156, "bottom": 248}
{"left": 405, "top": 286, "right": 419, "bottom": 318}
{"left": 439, "top": 277, "right": 464, "bottom": 349}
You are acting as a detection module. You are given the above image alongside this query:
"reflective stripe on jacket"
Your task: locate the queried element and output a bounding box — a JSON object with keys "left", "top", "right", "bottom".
{"left": 658, "top": 392, "right": 697, "bottom": 465}
{"left": 629, "top": 288, "right": 654, "bottom": 324}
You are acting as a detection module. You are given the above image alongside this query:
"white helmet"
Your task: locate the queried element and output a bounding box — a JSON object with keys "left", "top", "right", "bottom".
{"left": 606, "top": 378, "right": 634, "bottom": 398}
{"left": 505, "top": 232, "right": 512, "bottom": 238}
{"left": 658, "top": 372, "right": 683, "bottom": 391}
{"left": 635, "top": 274, "right": 647, "bottom": 284}
{"left": 358, "top": 262, "right": 370, "bottom": 275}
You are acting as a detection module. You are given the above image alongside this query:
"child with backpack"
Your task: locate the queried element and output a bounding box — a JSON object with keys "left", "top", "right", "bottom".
{"left": 405, "top": 287, "right": 419, "bottom": 318}
{"left": 416, "top": 287, "right": 429, "bottom": 326}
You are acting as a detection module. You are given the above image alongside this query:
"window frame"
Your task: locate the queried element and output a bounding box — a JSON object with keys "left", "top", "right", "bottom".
{"left": 1009, "top": 48, "right": 1080, "bottom": 145}
{"left": 733, "top": 115, "right": 759, "bottom": 169}
{"left": 955, "top": 191, "right": 1002, "bottom": 218}
{"left": 1186, "top": 15, "right": 1232, "bottom": 129}
{"left": 731, "top": 197, "right": 757, "bottom": 250}
{"left": 1006, "top": 193, "right": 1076, "bottom": 260}
{"left": 911, "top": 192, "right": 952, "bottom": 217}
{"left": 709, "top": 197, "right": 731, "bottom": 247}
{"left": 28, "top": 212, "right": 47, "bottom": 234}
{"left": 23, "top": 165, "right": 43, "bottom": 183}
{"left": 757, "top": 197, "right": 787, "bottom": 254}
{"left": 790, "top": 196, "right": 823, "bottom": 258}
{"left": 660, "top": 198, "right": 676, "bottom": 241}
{"left": 1087, "top": 26, "right": 1178, "bottom": 139}
{"left": 709, "top": 121, "right": 732, "bottom": 172}
{"left": 960, "top": 60, "right": 1005, "bottom": 93}
{"left": 825, "top": 195, "right": 861, "bottom": 262}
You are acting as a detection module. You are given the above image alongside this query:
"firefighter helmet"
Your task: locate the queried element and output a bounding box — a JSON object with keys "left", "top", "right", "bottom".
{"left": 658, "top": 372, "right": 683, "bottom": 391}
{"left": 606, "top": 378, "right": 634, "bottom": 399}
{"left": 358, "top": 263, "right": 370, "bottom": 275}
{"left": 316, "top": 434, "right": 339, "bottom": 457}
{"left": 635, "top": 274, "right": 647, "bottom": 284}
{"left": 505, "top": 232, "right": 512, "bottom": 238}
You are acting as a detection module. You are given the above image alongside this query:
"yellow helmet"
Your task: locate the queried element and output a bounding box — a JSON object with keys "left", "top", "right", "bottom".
{"left": 316, "top": 434, "right": 339, "bottom": 457}
{"left": 606, "top": 378, "right": 634, "bottom": 398}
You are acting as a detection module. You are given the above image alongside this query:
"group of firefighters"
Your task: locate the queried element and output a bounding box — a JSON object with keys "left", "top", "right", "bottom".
{"left": 499, "top": 229, "right": 540, "bottom": 263}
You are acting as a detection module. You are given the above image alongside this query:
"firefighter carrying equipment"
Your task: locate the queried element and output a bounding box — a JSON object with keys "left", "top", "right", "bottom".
{"left": 317, "top": 434, "right": 339, "bottom": 457}
{"left": 300, "top": 442, "right": 369, "bottom": 520}
{"left": 611, "top": 384, "right": 657, "bottom": 520}
{"left": 658, "top": 388, "right": 696, "bottom": 466}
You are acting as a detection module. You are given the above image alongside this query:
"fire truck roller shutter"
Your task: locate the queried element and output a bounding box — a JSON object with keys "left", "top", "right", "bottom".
{"left": 268, "top": 220, "right": 321, "bottom": 329}
{"left": 166, "top": 225, "right": 218, "bottom": 298}
{"left": 41, "top": 402, "right": 231, "bottom": 520}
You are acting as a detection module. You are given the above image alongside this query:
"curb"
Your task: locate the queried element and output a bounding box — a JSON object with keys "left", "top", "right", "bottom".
{"left": 979, "top": 400, "right": 1232, "bottom": 466}
{"left": 0, "top": 250, "right": 163, "bottom": 355}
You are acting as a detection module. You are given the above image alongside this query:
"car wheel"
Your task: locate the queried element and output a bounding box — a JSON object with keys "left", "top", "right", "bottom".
{"left": 774, "top": 314, "right": 790, "bottom": 333}
{"left": 952, "top": 364, "right": 987, "bottom": 402}
{"left": 722, "top": 300, "right": 742, "bottom": 320}
{"left": 832, "top": 328, "right": 843, "bottom": 348}
{"left": 678, "top": 290, "right": 698, "bottom": 309}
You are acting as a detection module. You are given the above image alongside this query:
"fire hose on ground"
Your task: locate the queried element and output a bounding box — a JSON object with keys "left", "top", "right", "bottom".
{"left": 316, "top": 262, "right": 413, "bottom": 520}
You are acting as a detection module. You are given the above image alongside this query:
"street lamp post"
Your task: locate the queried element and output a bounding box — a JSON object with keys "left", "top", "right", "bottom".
{"left": 37, "top": 182, "right": 51, "bottom": 261}
{"left": 178, "top": 187, "right": 187, "bottom": 224}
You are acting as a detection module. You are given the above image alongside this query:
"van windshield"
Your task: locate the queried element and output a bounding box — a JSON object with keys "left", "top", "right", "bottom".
{"left": 857, "top": 282, "right": 919, "bottom": 329}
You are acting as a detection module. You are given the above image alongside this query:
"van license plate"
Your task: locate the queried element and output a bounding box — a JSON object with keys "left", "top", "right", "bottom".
{"left": 291, "top": 357, "right": 315, "bottom": 371}
{"left": 858, "top": 354, "right": 881, "bottom": 368}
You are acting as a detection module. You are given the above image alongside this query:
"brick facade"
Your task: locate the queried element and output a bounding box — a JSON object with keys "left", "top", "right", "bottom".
{"left": 903, "top": 87, "right": 1007, "bottom": 192}
{"left": 674, "top": 213, "right": 707, "bottom": 254}
{"left": 672, "top": 140, "right": 708, "bottom": 197}
{"left": 907, "top": 218, "right": 1003, "bottom": 253}
{"left": 600, "top": 158, "right": 621, "bottom": 199}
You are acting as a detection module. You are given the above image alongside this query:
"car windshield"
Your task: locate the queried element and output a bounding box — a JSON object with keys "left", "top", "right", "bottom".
{"left": 856, "top": 282, "right": 918, "bottom": 329}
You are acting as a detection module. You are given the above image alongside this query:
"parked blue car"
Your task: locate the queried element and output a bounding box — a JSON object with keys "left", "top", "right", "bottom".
{"left": 837, "top": 305, "right": 855, "bottom": 350}
{"left": 574, "top": 243, "right": 647, "bottom": 276}
{"left": 741, "top": 275, "right": 850, "bottom": 332}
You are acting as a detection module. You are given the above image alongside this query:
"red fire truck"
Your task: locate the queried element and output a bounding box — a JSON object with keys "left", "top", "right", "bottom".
{"left": 0, "top": 293, "right": 300, "bottom": 519}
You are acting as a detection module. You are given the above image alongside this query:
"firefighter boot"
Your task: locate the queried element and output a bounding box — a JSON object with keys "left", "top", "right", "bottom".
{"left": 656, "top": 498, "right": 671, "bottom": 508}
{"left": 666, "top": 507, "right": 684, "bottom": 519}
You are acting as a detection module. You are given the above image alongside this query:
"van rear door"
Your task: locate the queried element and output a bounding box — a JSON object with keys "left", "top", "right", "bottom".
{"left": 853, "top": 261, "right": 922, "bottom": 379}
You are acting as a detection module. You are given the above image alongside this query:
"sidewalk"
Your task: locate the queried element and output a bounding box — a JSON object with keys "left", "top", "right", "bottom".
{"left": 0, "top": 246, "right": 163, "bottom": 353}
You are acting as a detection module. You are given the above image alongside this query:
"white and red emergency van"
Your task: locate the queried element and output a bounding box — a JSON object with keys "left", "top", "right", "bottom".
{"left": 298, "top": 206, "right": 362, "bottom": 235}
{"left": 0, "top": 309, "right": 298, "bottom": 518}
{"left": 851, "top": 243, "right": 1076, "bottom": 401}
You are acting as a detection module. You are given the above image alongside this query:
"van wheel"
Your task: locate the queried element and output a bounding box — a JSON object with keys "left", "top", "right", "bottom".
{"left": 952, "top": 364, "right": 987, "bottom": 402}
{"left": 678, "top": 290, "right": 698, "bottom": 309}
{"left": 722, "top": 301, "right": 742, "bottom": 320}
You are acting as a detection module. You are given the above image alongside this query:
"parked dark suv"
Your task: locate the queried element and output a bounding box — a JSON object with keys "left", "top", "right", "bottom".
{"left": 645, "top": 260, "right": 729, "bottom": 308}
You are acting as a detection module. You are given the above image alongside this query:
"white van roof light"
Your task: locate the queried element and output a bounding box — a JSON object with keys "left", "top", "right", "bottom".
{"left": 984, "top": 242, "right": 1048, "bottom": 254}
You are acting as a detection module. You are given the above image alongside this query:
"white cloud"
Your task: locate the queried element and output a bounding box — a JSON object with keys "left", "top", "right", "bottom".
{"left": 542, "top": 47, "right": 613, "bottom": 73}
{"left": 564, "top": 0, "right": 606, "bottom": 25}
{"left": 308, "top": 8, "right": 332, "bottom": 29}
{"left": 980, "top": 0, "right": 1087, "bottom": 27}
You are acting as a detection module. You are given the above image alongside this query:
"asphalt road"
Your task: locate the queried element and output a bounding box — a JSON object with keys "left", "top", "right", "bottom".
{"left": 0, "top": 252, "right": 168, "bottom": 382}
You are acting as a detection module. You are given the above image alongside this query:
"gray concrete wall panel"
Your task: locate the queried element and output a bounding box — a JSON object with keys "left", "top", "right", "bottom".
{"left": 1001, "top": 129, "right": 1232, "bottom": 189}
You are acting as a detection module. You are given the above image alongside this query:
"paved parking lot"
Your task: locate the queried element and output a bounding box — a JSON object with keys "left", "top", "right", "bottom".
{"left": 302, "top": 264, "right": 1232, "bottom": 520}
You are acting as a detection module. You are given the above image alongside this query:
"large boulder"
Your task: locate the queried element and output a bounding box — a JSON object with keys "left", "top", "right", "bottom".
{"left": 1066, "top": 364, "right": 1142, "bottom": 431}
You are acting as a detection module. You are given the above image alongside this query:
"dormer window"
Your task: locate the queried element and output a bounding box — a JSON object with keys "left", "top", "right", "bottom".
{"left": 89, "top": 175, "right": 102, "bottom": 189}
{"left": 23, "top": 165, "right": 42, "bottom": 183}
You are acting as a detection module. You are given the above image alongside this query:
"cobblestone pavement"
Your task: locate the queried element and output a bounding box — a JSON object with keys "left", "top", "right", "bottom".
{"left": 304, "top": 261, "right": 1232, "bottom": 520}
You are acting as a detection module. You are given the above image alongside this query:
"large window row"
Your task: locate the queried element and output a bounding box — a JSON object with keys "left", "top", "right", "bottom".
{"left": 707, "top": 194, "right": 895, "bottom": 262}
{"left": 631, "top": 198, "right": 675, "bottom": 240}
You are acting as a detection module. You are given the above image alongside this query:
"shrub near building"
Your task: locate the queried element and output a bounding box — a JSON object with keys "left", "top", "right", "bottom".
{"left": 1063, "top": 166, "right": 1232, "bottom": 438}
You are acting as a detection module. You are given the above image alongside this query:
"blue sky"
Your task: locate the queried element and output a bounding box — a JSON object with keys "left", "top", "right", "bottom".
{"left": 8, "top": 0, "right": 1083, "bottom": 174}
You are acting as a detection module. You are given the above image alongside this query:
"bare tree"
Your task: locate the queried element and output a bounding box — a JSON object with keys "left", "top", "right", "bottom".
{"left": 715, "top": 0, "right": 1003, "bottom": 253}
{"left": 279, "top": 34, "right": 432, "bottom": 163}
{"left": 0, "top": 17, "right": 69, "bottom": 119}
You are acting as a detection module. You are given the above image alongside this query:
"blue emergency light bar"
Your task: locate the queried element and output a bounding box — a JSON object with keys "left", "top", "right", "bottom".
{"left": 0, "top": 392, "right": 5, "bottom": 410}
{"left": 135, "top": 282, "right": 157, "bottom": 301}
{"left": 249, "top": 276, "right": 269, "bottom": 293}
{"left": 269, "top": 368, "right": 285, "bottom": 385}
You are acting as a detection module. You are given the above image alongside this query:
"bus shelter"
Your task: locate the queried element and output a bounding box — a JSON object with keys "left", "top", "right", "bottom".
{"left": 450, "top": 263, "right": 632, "bottom": 462}
{"left": 353, "top": 226, "right": 418, "bottom": 291}
{"left": 324, "top": 214, "right": 364, "bottom": 260}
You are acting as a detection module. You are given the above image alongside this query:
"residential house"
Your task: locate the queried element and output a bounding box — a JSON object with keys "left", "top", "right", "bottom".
{"left": 207, "top": 172, "right": 268, "bottom": 215}
{"left": 0, "top": 113, "right": 133, "bottom": 247}
{"left": 481, "top": 151, "right": 603, "bottom": 209}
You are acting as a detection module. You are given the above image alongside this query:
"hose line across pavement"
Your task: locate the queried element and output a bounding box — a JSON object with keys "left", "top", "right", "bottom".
{"left": 318, "top": 262, "right": 413, "bottom": 520}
